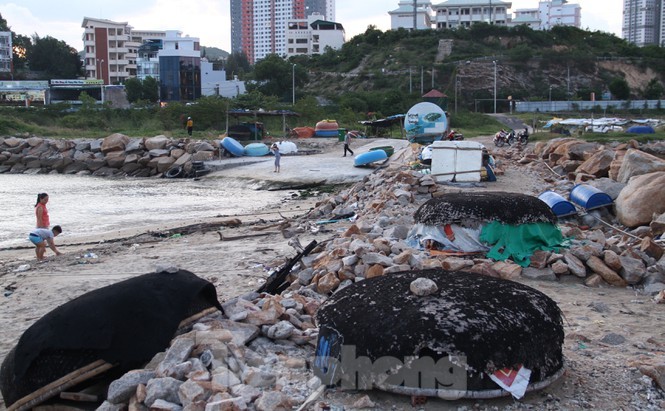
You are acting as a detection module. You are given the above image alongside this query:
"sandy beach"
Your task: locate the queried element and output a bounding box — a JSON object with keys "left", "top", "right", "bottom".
{"left": 1, "top": 136, "right": 664, "bottom": 410}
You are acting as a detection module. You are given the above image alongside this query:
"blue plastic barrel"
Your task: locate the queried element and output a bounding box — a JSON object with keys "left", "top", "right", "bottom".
{"left": 569, "top": 184, "right": 613, "bottom": 210}
{"left": 538, "top": 191, "right": 577, "bottom": 217}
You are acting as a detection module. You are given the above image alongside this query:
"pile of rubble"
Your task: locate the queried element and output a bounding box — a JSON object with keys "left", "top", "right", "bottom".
{"left": 0, "top": 134, "right": 217, "bottom": 177}
{"left": 98, "top": 287, "right": 327, "bottom": 411}
{"left": 91, "top": 139, "right": 665, "bottom": 410}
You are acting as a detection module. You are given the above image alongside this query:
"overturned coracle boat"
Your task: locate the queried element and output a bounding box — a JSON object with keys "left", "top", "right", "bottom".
{"left": 314, "top": 269, "right": 565, "bottom": 399}
{"left": 0, "top": 270, "right": 222, "bottom": 411}
{"left": 407, "top": 192, "right": 567, "bottom": 266}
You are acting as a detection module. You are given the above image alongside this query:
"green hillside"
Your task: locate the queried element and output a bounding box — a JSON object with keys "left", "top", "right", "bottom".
{"left": 272, "top": 24, "right": 665, "bottom": 116}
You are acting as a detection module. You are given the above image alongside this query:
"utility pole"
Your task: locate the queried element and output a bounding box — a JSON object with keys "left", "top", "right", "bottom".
{"left": 413, "top": 0, "right": 417, "bottom": 30}
{"left": 431, "top": 66, "right": 435, "bottom": 89}
{"left": 420, "top": 66, "right": 424, "bottom": 95}
{"left": 489, "top": 0, "right": 493, "bottom": 24}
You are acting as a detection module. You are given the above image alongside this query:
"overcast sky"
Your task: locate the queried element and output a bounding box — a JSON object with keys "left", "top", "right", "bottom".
{"left": 1, "top": 0, "right": 624, "bottom": 51}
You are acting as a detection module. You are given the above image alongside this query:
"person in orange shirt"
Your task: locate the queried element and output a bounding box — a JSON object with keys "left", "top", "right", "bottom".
{"left": 186, "top": 117, "right": 194, "bottom": 136}
{"left": 35, "top": 193, "right": 50, "bottom": 228}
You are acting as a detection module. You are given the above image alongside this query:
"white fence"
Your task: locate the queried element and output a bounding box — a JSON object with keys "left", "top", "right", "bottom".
{"left": 515, "top": 100, "right": 665, "bottom": 113}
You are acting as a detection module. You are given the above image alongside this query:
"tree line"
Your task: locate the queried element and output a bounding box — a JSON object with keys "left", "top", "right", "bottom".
{"left": 1, "top": 13, "right": 82, "bottom": 80}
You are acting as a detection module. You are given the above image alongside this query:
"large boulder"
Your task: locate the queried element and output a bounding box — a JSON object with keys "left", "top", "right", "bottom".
{"left": 156, "top": 156, "right": 176, "bottom": 173}
{"left": 616, "top": 171, "right": 665, "bottom": 228}
{"left": 101, "top": 133, "right": 129, "bottom": 154}
{"left": 536, "top": 138, "right": 577, "bottom": 159}
{"left": 2, "top": 137, "right": 23, "bottom": 148}
{"left": 145, "top": 135, "right": 169, "bottom": 151}
{"left": 106, "top": 151, "right": 127, "bottom": 168}
{"left": 576, "top": 149, "right": 615, "bottom": 178}
{"left": 586, "top": 178, "right": 626, "bottom": 200}
{"left": 616, "top": 149, "right": 665, "bottom": 184}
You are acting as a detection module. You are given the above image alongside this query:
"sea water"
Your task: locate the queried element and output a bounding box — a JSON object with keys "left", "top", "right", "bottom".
{"left": 0, "top": 174, "right": 293, "bottom": 249}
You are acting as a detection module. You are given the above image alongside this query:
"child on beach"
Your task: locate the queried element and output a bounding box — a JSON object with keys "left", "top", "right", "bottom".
{"left": 35, "top": 193, "right": 50, "bottom": 228}
{"left": 271, "top": 143, "right": 281, "bottom": 173}
{"left": 28, "top": 225, "right": 62, "bottom": 261}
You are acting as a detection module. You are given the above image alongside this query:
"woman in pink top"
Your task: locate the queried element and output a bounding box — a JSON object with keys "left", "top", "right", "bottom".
{"left": 35, "top": 193, "right": 50, "bottom": 228}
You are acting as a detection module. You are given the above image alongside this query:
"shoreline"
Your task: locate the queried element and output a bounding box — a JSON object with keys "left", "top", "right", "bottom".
{"left": 1, "top": 135, "right": 664, "bottom": 410}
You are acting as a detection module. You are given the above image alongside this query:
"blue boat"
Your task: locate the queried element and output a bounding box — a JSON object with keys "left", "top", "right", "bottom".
{"left": 354, "top": 150, "right": 388, "bottom": 167}
{"left": 244, "top": 143, "right": 270, "bottom": 157}
{"left": 221, "top": 137, "right": 245, "bottom": 157}
{"left": 569, "top": 184, "right": 613, "bottom": 210}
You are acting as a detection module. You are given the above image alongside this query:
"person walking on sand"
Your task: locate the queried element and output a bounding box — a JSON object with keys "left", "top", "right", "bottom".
{"left": 343, "top": 131, "right": 354, "bottom": 157}
{"left": 186, "top": 117, "right": 194, "bottom": 136}
{"left": 35, "top": 193, "right": 50, "bottom": 228}
{"left": 28, "top": 225, "right": 62, "bottom": 261}
{"left": 271, "top": 143, "right": 281, "bottom": 173}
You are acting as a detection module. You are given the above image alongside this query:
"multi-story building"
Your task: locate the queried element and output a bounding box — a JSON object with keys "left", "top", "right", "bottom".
{"left": 0, "top": 31, "right": 11, "bottom": 76}
{"left": 389, "top": 0, "right": 435, "bottom": 30}
{"left": 285, "top": 13, "right": 345, "bottom": 57}
{"left": 510, "top": 8, "right": 541, "bottom": 29}
{"left": 230, "top": 0, "right": 336, "bottom": 64}
{"left": 132, "top": 30, "right": 167, "bottom": 81}
{"left": 622, "top": 0, "right": 662, "bottom": 46}
{"left": 432, "top": 0, "right": 513, "bottom": 29}
{"left": 511, "top": 0, "right": 581, "bottom": 30}
{"left": 158, "top": 31, "right": 201, "bottom": 102}
{"left": 662, "top": 0, "right": 665, "bottom": 46}
{"left": 81, "top": 17, "right": 140, "bottom": 84}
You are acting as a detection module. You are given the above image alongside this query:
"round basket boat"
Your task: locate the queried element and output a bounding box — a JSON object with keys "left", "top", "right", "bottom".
{"left": 314, "top": 269, "right": 565, "bottom": 399}
{"left": 315, "top": 119, "right": 339, "bottom": 137}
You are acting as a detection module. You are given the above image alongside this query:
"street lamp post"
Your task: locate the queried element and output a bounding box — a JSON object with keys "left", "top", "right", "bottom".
{"left": 493, "top": 60, "right": 497, "bottom": 114}
{"left": 292, "top": 64, "right": 296, "bottom": 106}
{"left": 549, "top": 85, "right": 553, "bottom": 112}
{"left": 454, "top": 76, "right": 459, "bottom": 114}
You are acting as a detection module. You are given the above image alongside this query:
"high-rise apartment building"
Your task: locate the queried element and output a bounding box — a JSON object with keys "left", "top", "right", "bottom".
{"left": 0, "top": 31, "right": 11, "bottom": 76}
{"left": 622, "top": 0, "right": 662, "bottom": 46}
{"left": 230, "top": 0, "right": 335, "bottom": 64}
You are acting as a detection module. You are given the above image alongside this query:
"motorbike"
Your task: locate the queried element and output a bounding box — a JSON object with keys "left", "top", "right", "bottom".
{"left": 493, "top": 129, "right": 515, "bottom": 147}
{"left": 516, "top": 128, "right": 529, "bottom": 145}
{"left": 446, "top": 130, "right": 464, "bottom": 141}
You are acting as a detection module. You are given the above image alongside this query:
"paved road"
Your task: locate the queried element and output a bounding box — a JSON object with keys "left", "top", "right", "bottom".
{"left": 489, "top": 113, "right": 531, "bottom": 133}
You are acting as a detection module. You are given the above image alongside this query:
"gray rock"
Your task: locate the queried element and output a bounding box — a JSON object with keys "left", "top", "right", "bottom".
{"left": 619, "top": 255, "right": 647, "bottom": 285}
{"left": 242, "top": 367, "right": 276, "bottom": 388}
{"left": 409, "top": 277, "right": 439, "bottom": 296}
{"left": 96, "top": 401, "right": 126, "bottom": 411}
{"left": 600, "top": 333, "right": 626, "bottom": 345}
{"left": 564, "top": 252, "right": 587, "bottom": 278}
{"left": 522, "top": 267, "right": 557, "bottom": 281}
{"left": 178, "top": 380, "right": 210, "bottom": 407}
{"left": 145, "top": 377, "right": 184, "bottom": 408}
{"left": 297, "top": 268, "right": 315, "bottom": 285}
{"left": 211, "top": 367, "right": 241, "bottom": 390}
{"left": 107, "top": 369, "right": 156, "bottom": 404}
{"left": 361, "top": 252, "right": 393, "bottom": 266}
{"left": 383, "top": 225, "right": 410, "bottom": 240}
{"left": 230, "top": 384, "right": 262, "bottom": 404}
{"left": 588, "top": 302, "right": 610, "bottom": 313}
{"left": 254, "top": 391, "right": 290, "bottom": 411}
{"left": 156, "top": 338, "right": 195, "bottom": 377}
{"left": 266, "top": 320, "right": 295, "bottom": 340}
{"left": 150, "top": 399, "right": 182, "bottom": 410}
{"left": 587, "top": 178, "right": 626, "bottom": 200}
{"left": 643, "top": 282, "right": 665, "bottom": 295}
